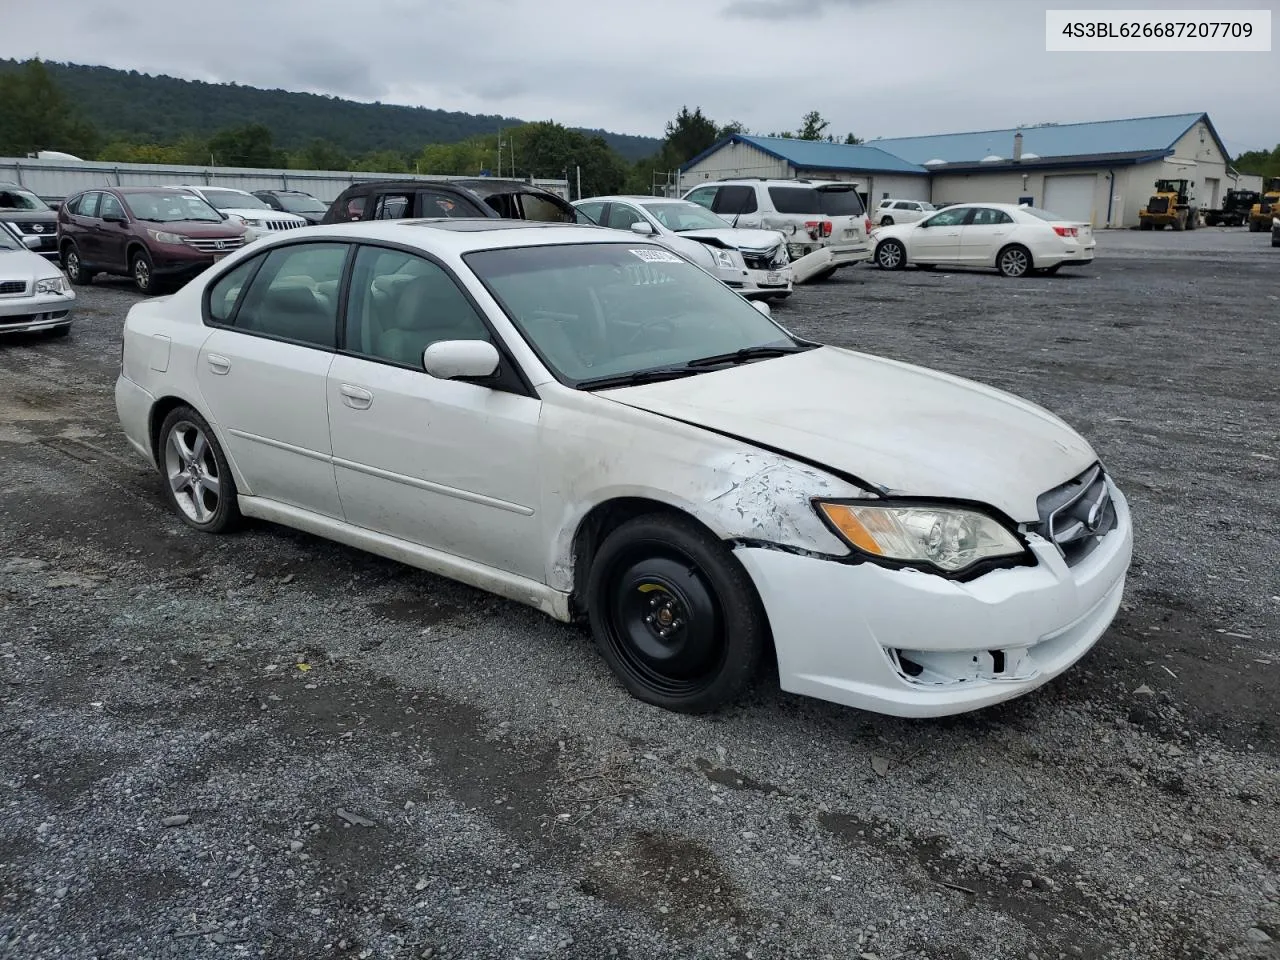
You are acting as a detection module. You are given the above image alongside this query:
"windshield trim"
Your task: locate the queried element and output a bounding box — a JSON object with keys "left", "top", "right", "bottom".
{"left": 462, "top": 240, "right": 802, "bottom": 391}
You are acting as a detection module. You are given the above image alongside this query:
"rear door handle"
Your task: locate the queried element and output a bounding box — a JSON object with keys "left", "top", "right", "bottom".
{"left": 340, "top": 383, "right": 373, "bottom": 409}
{"left": 207, "top": 354, "right": 231, "bottom": 375}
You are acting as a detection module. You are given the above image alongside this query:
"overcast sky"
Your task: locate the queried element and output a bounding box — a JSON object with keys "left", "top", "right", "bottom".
{"left": 4, "top": 0, "right": 1277, "bottom": 153}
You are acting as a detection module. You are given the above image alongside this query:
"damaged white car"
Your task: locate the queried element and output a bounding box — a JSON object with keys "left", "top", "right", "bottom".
{"left": 115, "top": 219, "right": 1132, "bottom": 718}
{"left": 574, "top": 196, "right": 792, "bottom": 300}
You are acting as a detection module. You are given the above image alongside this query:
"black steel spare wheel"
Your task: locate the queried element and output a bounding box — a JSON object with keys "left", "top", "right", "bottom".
{"left": 587, "top": 514, "right": 766, "bottom": 713}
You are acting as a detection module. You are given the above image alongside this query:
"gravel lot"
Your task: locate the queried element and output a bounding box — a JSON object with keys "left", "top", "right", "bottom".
{"left": 2, "top": 229, "right": 1277, "bottom": 960}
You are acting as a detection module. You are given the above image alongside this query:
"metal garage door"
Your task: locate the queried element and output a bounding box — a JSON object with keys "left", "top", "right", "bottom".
{"left": 1043, "top": 174, "right": 1097, "bottom": 225}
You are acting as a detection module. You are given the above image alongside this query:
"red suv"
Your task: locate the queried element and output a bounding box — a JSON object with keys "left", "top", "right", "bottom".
{"left": 57, "top": 187, "right": 250, "bottom": 294}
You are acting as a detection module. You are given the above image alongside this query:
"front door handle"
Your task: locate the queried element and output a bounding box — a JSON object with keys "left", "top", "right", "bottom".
{"left": 340, "top": 383, "right": 373, "bottom": 410}
{"left": 207, "top": 354, "right": 231, "bottom": 375}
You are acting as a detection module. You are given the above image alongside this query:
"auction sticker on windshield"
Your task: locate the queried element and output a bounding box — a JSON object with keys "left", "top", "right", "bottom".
{"left": 629, "top": 248, "right": 683, "bottom": 263}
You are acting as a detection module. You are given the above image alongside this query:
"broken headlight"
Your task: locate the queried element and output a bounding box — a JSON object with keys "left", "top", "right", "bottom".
{"left": 816, "top": 502, "right": 1026, "bottom": 573}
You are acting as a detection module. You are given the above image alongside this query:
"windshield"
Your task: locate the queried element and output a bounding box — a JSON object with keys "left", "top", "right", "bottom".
{"left": 0, "top": 226, "right": 21, "bottom": 250}
{"left": 277, "top": 193, "right": 328, "bottom": 214}
{"left": 640, "top": 201, "right": 730, "bottom": 232}
{"left": 202, "top": 189, "right": 271, "bottom": 211}
{"left": 816, "top": 187, "right": 865, "bottom": 216}
{"left": 1022, "top": 206, "right": 1071, "bottom": 222}
{"left": 465, "top": 243, "right": 799, "bottom": 386}
{"left": 0, "top": 187, "right": 50, "bottom": 212}
{"left": 123, "top": 191, "right": 223, "bottom": 223}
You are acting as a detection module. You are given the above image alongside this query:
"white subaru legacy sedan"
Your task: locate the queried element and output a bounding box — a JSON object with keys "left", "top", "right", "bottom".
{"left": 115, "top": 219, "right": 1132, "bottom": 718}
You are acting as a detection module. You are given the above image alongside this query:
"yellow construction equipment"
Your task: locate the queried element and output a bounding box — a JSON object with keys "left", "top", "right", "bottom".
{"left": 1139, "top": 179, "right": 1198, "bottom": 231}
{"left": 1247, "top": 178, "right": 1280, "bottom": 232}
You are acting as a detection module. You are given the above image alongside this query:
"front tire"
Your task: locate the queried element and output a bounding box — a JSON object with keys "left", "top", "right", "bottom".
{"left": 157, "top": 406, "right": 240, "bottom": 534}
{"left": 131, "top": 249, "right": 156, "bottom": 294}
{"left": 875, "top": 238, "right": 906, "bottom": 270}
{"left": 997, "top": 244, "right": 1032, "bottom": 278}
{"left": 586, "top": 513, "right": 766, "bottom": 713}
{"left": 62, "top": 244, "right": 92, "bottom": 285}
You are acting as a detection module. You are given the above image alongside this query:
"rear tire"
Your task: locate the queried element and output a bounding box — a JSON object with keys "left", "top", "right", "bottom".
{"left": 62, "top": 244, "right": 92, "bottom": 285}
{"left": 875, "top": 238, "right": 906, "bottom": 270}
{"left": 157, "top": 406, "right": 241, "bottom": 534}
{"left": 586, "top": 513, "right": 766, "bottom": 713}
{"left": 997, "top": 244, "right": 1032, "bottom": 278}
{"left": 879, "top": 216, "right": 894, "bottom": 226}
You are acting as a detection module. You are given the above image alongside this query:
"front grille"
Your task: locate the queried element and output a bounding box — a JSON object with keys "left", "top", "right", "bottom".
{"left": 264, "top": 220, "right": 305, "bottom": 231}
{"left": 740, "top": 247, "right": 787, "bottom": 271}
{"left": 0, "top": 280, "right": 28, "bottom": 296}
{"left": 1033, "top": 464, "right": 1117, "bottom": 567}
{"left": 185, "top": 237, "right": 247, "bottom": 254}
{"left": 11, "top": 221, "right": 52, "bottom": 235}
{"left": 1146, "top": 197, "right": 1169, "bottom": 214}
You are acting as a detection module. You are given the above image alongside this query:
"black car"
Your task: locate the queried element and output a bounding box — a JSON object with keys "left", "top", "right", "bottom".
{"left": 320, "top": 178, "right": 579, "bottom": 225}
{"left": 0, "top": 181, "right": 60, "bottom": 260}
{"left": 252, "top": 189, "right": 329, "bottom": 225}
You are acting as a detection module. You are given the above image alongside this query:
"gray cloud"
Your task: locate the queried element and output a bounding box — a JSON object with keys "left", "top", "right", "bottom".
{"left": 0, "top": 0, "right": 1275, "bottom": 153}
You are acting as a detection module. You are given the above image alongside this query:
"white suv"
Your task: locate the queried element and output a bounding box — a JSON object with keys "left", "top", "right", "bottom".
{"left": 681, "top": 178, "right": 872, "bottom": 282}
{"left": 874, "top": 198, "right": 936, "bottom": 226}
{"left": 168, "top": 185, "right": 308, "bottom": 242}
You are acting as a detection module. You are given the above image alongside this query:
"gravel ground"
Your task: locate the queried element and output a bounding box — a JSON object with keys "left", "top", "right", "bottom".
{"left": 1, "top": 230, "right": 1278, "bottom": 960}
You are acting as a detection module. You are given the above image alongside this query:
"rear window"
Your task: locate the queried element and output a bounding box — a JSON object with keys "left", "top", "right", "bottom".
{"left": 767, "top": 186, "right": 821, "bottom": 215}
{"left": 817, "top": 188, "right": 865, "bottom": 217}
{"left": 1022, "top": 207, "right": 1069, "bottom": 222}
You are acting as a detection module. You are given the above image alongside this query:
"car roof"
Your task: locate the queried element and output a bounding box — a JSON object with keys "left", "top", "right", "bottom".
{"left": 272, "top": 218, "right": 638, "bottom": 253}
{"left": 107, "top": 186, "right": 200, "bottom": 195}
{"left": 575, "top": 195, "right": 695, "bottom": 204}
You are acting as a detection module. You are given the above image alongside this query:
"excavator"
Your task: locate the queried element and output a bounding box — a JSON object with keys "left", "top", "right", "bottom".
{"left": 1138, "top": 179, "right": 1198, "bottom": 231}
{"left": 1247, "top": 178, "right": 1280, "bottom": 232}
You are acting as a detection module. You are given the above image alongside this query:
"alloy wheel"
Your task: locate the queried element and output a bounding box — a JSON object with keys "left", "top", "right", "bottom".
{"left": 164, "top": 420, "right": 221, "bottom": 524}
{"left": 1000, "top": 247, "right": 1030, "bottom": 277}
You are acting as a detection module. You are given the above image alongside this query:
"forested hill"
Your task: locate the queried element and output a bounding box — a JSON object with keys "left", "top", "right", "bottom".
{"left": 0, "top": 60, "right": 661, "bottom": 161}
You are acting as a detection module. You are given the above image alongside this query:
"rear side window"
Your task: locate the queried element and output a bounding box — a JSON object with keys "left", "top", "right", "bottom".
{"left": 344, "top": 195, "right": 366, "bottom": 220}
{"left": 233, "top": 243, "right": 348, "bottom": 348}
{"left": 372, "top": 194, "right": 410, "bottom": 220}
{"left": 206, "top": 256, "right": 262, "bottom": 325}
{"left": 711, "top": 185, "right": 757, "bottom": 215}
{"left": 768, "top": 186, "right": 820, "bottom": 215}
{"left": 818, "top": 188, "right": 865, "bottom": 216}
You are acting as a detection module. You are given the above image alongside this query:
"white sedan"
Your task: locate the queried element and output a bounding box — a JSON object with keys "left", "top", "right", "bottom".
{"left": 872, "top": 203, "right": 1096, "bottom": 277}
{"left": 0, "top": 225, "right": 75, "bottom": 336}
{"left": 115, "top": 218, "right": 1131, "bottom": 718}
{"left": 574, "top": 196, "right": 793, "bottom": 300}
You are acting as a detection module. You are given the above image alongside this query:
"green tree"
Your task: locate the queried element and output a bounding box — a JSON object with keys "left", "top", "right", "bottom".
{"left": 797, "top": 110, "right": 830, "bottom": 141}
{"left": 1234, "top": 145, "right": 1280, "bottom": 180}
{"left": 663, "top": 106, "right": 719, "bottom": 165}
{"left": 0, "top": 58, "right": 99, "bottom": 157}
{"left": 717, "top": 120, "right": 748, "bottom": 138}
{"left": 291, "top": 138, "right": 352, "bottom": 171}
{"left": 351, "top": 149, "right": 410, "bottom": 173}
{"left": 844, "top": 133, "right": 863, "bottom": 145}
{"left": 206, "top": 123, "right": 286, "bottom": 168}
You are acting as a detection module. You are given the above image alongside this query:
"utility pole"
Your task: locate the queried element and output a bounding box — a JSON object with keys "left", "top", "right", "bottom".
{"left": 576, "top": 165, "right": 581, "bottom": 200}
{"left": 497, "top": 128, "right": 503, "bottom": 178}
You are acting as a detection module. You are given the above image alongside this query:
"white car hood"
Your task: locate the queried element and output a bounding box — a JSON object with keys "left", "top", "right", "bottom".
{"left": 677, "top": 228, "right": 785, "bottom": 253}
{"left": 602, "top": 346, "right": 1096, "bottom": 521}
{"left": 0, "top": 246, "right": 64, "bottom": 282}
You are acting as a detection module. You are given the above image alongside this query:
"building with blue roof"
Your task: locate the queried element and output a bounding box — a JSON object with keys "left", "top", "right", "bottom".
{"left": 679, "top": 113, "right": 1241, "bottom": 228}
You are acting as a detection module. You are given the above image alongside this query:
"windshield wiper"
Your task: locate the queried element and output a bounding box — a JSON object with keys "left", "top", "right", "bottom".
{"left": 576, "top": 366, "right": 703, "bottom": 390}
{"left": 684, "top": 343, "right": 813, "bottom": 368}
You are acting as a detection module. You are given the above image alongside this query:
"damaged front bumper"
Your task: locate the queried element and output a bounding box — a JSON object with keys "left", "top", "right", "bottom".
{"left": 733, "top": 484, "right": 1133, "bottom": 718}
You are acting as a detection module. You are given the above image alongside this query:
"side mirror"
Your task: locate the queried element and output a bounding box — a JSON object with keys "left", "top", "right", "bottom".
{"left": 751, "top": 300, "right": 772, "bottom": 318}
{"left": 219, "top": 211, "right": 229, "bottom": 220}
{"left": 422, "top": 340, "right": 500, "bottom": 381}
{"left": 103, "top": 213, "right": 127, "bottom": 224}
{"left": 629, "top": 220, "right": 655, "bottom": 236}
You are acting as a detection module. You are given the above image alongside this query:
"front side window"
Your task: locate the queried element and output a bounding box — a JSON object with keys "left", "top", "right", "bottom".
{"left": 466, "top": 243, "right": 799, "bottom": 386}
{"left": 344, "top": 246, "right": 490, "bottom": 367}
{"left": 206, "top": 256, "right": 262, "bottom": 325}
{"left": 605, "top": 203, "right": 645, "bottom": 230}
{"left": 421, "top": 191, "right": 476, "bottom": 218}
{"left": 923, "top": 207, "right": 970, "bottom": 227}
{"left": 520, "top": 193, "right": 574, "bottom": 223}
{"left": 345, "top": 195, "right": 367, "bottom": 220}
{"left": 98, "top": 194, "right": 126, "bottom": 220}
{"left": 0, "top": 187, "right": 49, "bottom": 212}
{"left": 77, "top": 193, "right": 102, "bottom": 218}
{"left": 373, "top": 194, "right": 410, "bottom": 220}
{"left": 233, "top": 243, "right": 347, "bottom": 347}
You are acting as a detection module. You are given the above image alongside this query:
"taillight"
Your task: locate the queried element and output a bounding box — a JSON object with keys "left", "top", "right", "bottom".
{"left": 804, "top": 220, "right": 821, "bottom": 240}
{"left": 1052, "top": 225, "right": 1078, "bottom": 238}
{"left": 821, "top": 220, "right": 833, "bottom": 237}
{"left": 864, "top": 217, "right": 873, "bottom": 234}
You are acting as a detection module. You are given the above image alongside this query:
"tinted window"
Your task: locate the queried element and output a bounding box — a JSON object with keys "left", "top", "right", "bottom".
{"left": 203, "top": 189, "right": 271, "bottom": 211}
{"left": 520, "top": 193, "right": 574, "bottom": 223}
{"left": 373, "top": 194, "right": 410, "bottom": 220}
{"left": 817, "top": 188, "right": 865, "bottom": 216}
{"left": 206, "top": 256, "right": 261, "bottom": 325}
{"left": 344, "top": 246, "right": 490, "bottom": 367}
{"left": 969, "top": 208, "right": 1013, "bottom": 226}
{"left": 233, "top": 243, "right": 347, "bottom": 347}
{"left": 99, "top": 194, "right": 125, "bottom": 220}
{"left": 344, "top": 196, "right": 367, "bottom": 220}
{"left": 78, "top": 193, "right": 102, "bottom": 218}
{"left": 893, "top": 201, "right": 912, "bottom": 210}
{"left": 923, "top": 207, "right": 970, "bottom": 227}
{"left": 878, "top": 199, "right": 893, "bottom": 208}
{"left": 277, "top": 193, "right": 327, "bottom": 214}
{"left": 606, "top": 203, "right": 645, "bottom": 229}
{"left": 420, "top": 191, "right": 475, "bottom": 218}
{"left": 685, "top": 187, "right": 717, "bottom": 210}
{"left": 711, "top": 185, "right": 757, "bottom": 215}
{"left": 767, "top": 186, "right": 820, "bottom": 215}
